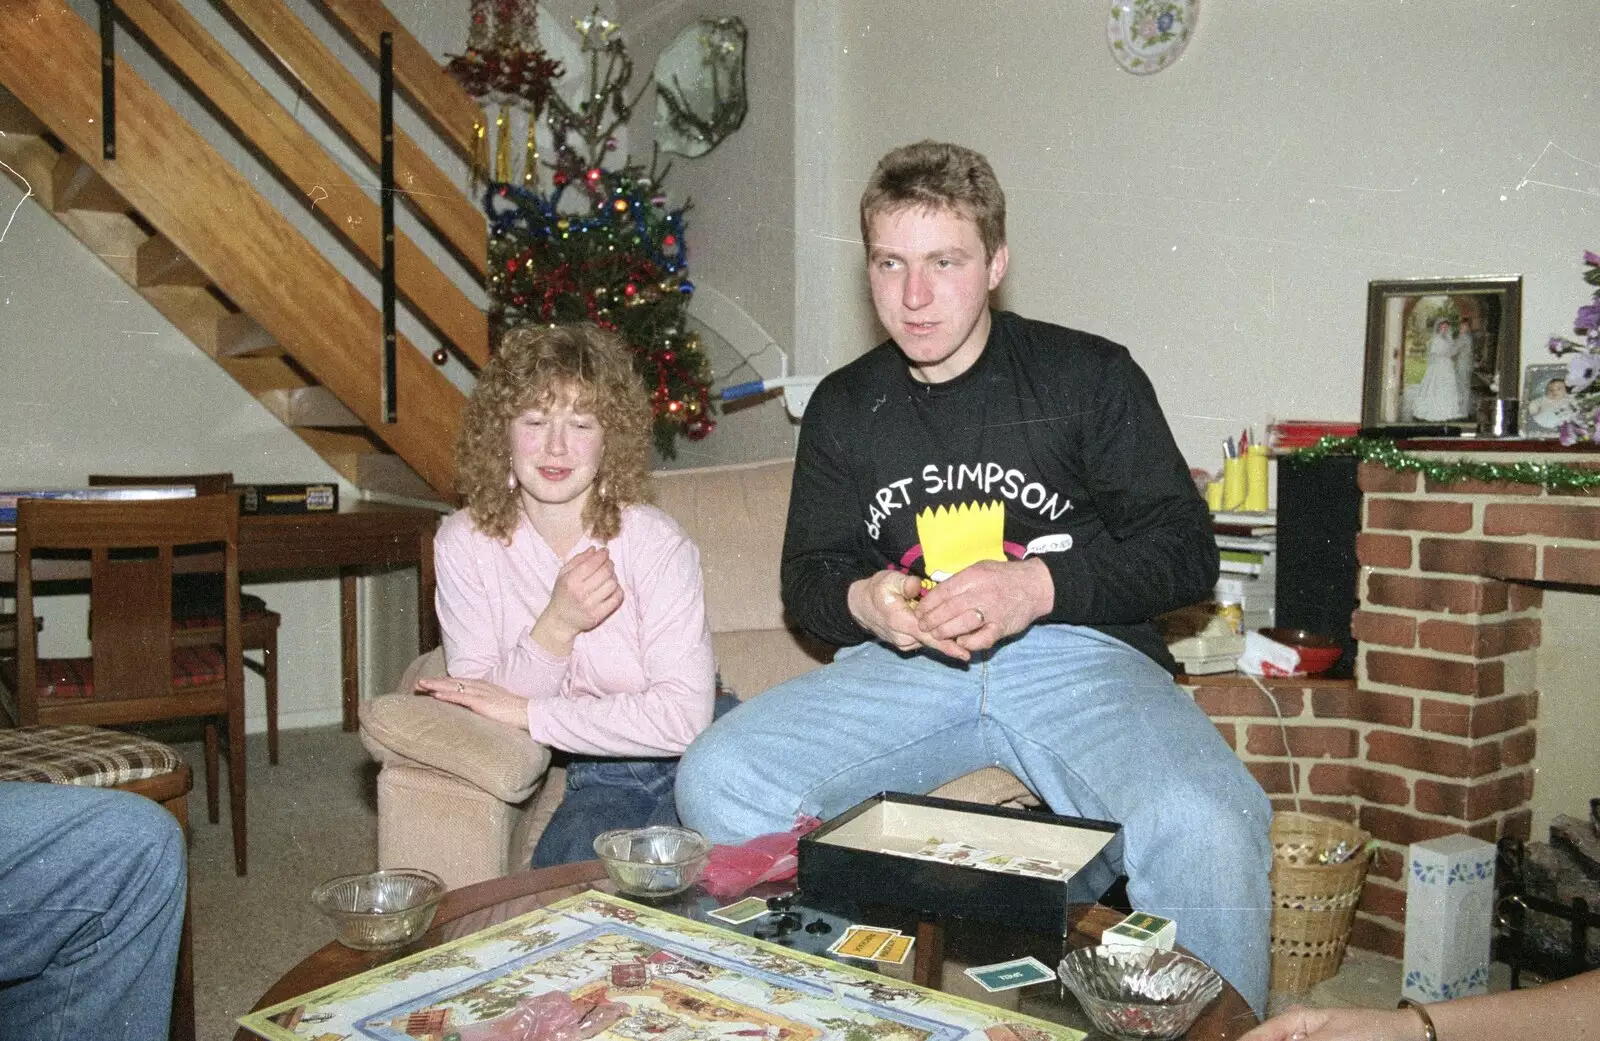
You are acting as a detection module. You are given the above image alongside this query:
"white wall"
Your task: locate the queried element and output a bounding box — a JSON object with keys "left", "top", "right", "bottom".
{"left": 1531, "top": 591, "right": 1600, "bottom": 838}
{"left": 795, "top": 0, "right": 1600, "bottom": 470}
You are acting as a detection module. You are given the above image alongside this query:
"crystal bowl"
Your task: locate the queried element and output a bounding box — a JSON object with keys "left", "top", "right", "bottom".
{"left": 593, "top": 825, "right": 711, "bottom": 898}
{"left": 1058, "top": 945, "right": 1224, "bottom": 1040}
{"left": 311, "top": 868, "right": 445, "bottom": 950}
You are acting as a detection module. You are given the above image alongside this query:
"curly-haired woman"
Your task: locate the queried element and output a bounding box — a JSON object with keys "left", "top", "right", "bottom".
{"left": 417, "top": 322, "right": 720, "bottom": 866}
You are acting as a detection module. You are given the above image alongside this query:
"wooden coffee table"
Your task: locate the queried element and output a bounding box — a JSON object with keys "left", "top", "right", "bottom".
{"left": 237, "top": 861, "right": 1256, "bottom": 1040}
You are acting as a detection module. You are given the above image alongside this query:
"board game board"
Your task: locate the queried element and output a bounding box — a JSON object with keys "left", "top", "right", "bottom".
{"left": 238, "top": 891, "right": 1084, "bottom": 1041}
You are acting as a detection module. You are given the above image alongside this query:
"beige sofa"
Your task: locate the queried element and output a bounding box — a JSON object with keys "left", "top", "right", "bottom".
{"left": 360, "top": 459, "right": 1035, "bottom": 891}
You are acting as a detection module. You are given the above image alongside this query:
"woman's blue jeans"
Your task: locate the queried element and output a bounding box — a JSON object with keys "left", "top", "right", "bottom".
{"left": 530, "top": 693, "right": 739, "bottom": 868}
{"left": 0, "top": 781, "right": 186, "bottom": 1041}
{"left": 675, "top": 624, "right": 1273, "bottom": 1015}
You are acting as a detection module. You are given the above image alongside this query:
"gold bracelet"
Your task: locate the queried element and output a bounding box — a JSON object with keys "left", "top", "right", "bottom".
{"left": 1397, "top": 998, "right": 1438, "bottom": 1041}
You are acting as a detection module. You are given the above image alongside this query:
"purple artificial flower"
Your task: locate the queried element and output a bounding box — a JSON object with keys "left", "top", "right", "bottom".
{"left": 1585, "top": 250, "right": 1600, "bottom": 267}
{"left": 1559, "top": 421, "right": 1578, "bottom": 446}
{"left": 1577, "top": 300, "right": 1600, "bottom": 332}
{"left": 1567, "top": 350, "right": 1600, "bottom": 393}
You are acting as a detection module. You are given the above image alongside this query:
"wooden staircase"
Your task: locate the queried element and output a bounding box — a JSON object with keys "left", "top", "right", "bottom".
{"left": 0, "top": 0, "right": 490, "bottom": 502}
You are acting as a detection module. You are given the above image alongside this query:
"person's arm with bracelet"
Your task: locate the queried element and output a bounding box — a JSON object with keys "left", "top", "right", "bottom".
{"left": 1239, "top": 968, "right": 1600, "bottom": 1041}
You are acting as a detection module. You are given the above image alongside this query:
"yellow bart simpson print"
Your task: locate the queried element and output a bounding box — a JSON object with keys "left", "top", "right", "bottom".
{"left": 915, "top": 501, "right": 1007, "bottom": 584}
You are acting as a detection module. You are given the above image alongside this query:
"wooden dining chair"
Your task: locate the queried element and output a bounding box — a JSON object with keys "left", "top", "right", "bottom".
{"left": 0, "top": 493, "right": 249, "bottom": 875}
{"left": 88, "top": 473, "right": 285, "bottom": 763}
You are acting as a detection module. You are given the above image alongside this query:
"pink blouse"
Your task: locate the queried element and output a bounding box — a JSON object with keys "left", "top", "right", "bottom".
{"left": 434, "top": 504, "right": 716, "bottom": 758}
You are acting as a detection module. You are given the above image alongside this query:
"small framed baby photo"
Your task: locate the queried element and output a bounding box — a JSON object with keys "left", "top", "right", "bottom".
{"left": 1521, "top": 363, "right": 1574, "bottom": 440}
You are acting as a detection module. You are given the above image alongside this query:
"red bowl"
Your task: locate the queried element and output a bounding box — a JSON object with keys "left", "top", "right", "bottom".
{"left": 1257, "top": 628, "right": 1342, "bottom": 676}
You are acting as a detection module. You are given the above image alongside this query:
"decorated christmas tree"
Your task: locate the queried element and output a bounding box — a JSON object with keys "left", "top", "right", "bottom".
{"left": 451, "top": 3, "right": 715, "bottom": 453}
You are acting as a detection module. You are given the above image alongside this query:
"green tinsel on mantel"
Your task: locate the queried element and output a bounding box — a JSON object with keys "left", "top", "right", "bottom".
{"left": 1290, "top": 436, "right": 1600, "bottom": 491}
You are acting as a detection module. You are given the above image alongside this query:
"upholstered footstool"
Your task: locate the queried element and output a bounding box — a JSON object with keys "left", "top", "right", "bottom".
{"left": 0, "top": 724, "right": 196, "bottom": 1041}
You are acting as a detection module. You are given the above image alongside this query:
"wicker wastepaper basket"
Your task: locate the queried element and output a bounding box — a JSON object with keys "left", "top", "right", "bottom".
{"left": 1268, "top": 812, "right": 1374, "bottom": 994}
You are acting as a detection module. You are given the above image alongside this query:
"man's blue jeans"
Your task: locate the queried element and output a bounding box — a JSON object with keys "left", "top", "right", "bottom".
{"left": 0, "top": 781, "right": 187, "bottom": 1041}
{"left": 675, "top": 624, "right": 1273, "bottom": 1014}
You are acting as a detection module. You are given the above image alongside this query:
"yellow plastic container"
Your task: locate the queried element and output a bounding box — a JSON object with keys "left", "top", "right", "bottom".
{"left": 1244, "top": 445, "right": 1270, "bottom": 512}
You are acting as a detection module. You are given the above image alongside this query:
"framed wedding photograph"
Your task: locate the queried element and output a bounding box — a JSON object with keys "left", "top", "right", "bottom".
{"left": 1521, "top": 363, "right": 1574, "bottom": 440}
{"left": 1360, "top": 276, "right": 1522, "bottom": 432}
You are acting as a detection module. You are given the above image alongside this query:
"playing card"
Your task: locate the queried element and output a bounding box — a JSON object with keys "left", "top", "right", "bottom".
{"left": 963, "top": 955, "right": 1055, "bottom": 992}
{"left": 873, "top": 934, "right": 914, "bottom": 965}
{"left": 827, "top": 925, "right": 900, "bottom": 959}
{"left": 706, "top": 897, "right": 771, "bottom": 925}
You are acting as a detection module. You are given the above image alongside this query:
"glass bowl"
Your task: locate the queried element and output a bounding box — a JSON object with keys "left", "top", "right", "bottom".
{"left": 311, "top": 868, "right": 445, "bottom": 950}
{"left": 1058, "top": 945, "right": 1224, "bottom": 1040}
{"left": 593, "top": 825, "right": 711, "bottom": 898}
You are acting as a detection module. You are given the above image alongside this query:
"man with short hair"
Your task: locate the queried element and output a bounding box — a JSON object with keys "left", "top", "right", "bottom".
{"left": 677, "top": 140, "right": 1271, "bottom": 1013}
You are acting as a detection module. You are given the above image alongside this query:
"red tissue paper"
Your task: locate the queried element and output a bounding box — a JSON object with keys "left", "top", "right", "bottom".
{"left": 699, "top": 816, "right": 821, "bottom": 899}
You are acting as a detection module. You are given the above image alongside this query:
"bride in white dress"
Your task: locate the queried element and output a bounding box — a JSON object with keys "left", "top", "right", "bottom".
{"left": 1413, "top": 318, "right": 1467, "bottom": 420}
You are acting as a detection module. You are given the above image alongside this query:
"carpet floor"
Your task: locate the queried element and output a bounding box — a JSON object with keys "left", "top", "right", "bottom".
{"left": 173, "top": 725, "right": 378, "bottom": 1041}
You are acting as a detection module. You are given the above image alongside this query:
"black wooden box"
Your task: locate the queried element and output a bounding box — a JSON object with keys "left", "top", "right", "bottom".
{"left": 797, "top": 792, "right": 1120, "bottom": 934}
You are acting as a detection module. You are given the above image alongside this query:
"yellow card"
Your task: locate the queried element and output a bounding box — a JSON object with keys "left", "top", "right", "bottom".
{"left": 874, "top": 934, "right": 914, "bottom": 965}
{"left": 829, "top": 926, "right": 898, "bottom": 959}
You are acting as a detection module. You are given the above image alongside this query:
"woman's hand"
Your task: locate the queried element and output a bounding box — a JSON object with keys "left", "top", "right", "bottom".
{"left": 417, "top": 675, "right": 531, "bottom": 730}
{"left": 1238, "top": 1005, "right": 1423, "bottom": 1041}
{"left": 530, "top": 547, "right": 623, "bottom": 656}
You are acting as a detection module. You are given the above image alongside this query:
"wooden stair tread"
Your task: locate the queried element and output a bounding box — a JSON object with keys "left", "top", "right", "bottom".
{"left": 136, "top": 234, "right": 209, "bottom": 287}
{"left": 51, "top": 155, "right": 130, "bottom": 214}
{"left": 257, "top": 386, "right": 363, "bottom": 428}
{"left": 215, "top": 311, "right": 279, "bottom": 357}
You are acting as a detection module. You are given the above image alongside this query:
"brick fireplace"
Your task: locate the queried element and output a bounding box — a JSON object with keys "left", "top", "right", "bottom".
{"left": 1183, "top": 446, "right": 1600, "bottom": 958}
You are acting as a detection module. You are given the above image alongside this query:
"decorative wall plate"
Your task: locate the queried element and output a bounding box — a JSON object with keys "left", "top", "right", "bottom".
{"left": 1107, "top": 0, "right": 1199, "bottom": 76}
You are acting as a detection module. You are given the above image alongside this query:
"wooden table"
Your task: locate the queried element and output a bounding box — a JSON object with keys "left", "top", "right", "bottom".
{"left": 2, "top": 503, "right": 441, "bottom": 729}
{"left": 238, "top": 862, "right": 1257, "bottom": 1041}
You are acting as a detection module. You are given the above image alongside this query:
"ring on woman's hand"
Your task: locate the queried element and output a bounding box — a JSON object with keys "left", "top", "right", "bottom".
{"left": 973, "top": 607, "right": 986, "bottom": 625}
{"left": 455, "top": 681, "right": 464, "bottom": 693}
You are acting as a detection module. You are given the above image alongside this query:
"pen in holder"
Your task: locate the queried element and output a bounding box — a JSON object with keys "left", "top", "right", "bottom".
{"left": 1220, "top": 457, "right": 1247, "bottom": 510}
{"left": 1243, "top": 445, "right": 1270, "bottom": 512}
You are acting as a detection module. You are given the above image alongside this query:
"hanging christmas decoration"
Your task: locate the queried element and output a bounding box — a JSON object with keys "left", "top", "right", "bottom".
{"left": 1291, "top": 435, "right": 1600, "bottom": 491}
{"left": 445, "top": 0, "right": 563, "bottom": 190}
{"left": 479, "top": 5, "right": 715, "bottom": 454}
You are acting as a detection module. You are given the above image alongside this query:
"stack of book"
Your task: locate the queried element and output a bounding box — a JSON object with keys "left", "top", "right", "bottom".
{"left": 1268, "top": 419, "right": 1360, "bottom": 450}
{"left": 1212, "top": 509, "right": 1276, "bottom": 633}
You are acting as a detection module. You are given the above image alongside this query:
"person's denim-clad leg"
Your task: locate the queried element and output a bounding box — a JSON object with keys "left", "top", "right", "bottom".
{"left": 675, "top": 626, "right": 1271, "bottom": 1016}
{"left": 534, "top": 693, "right": 741, "bottom": 868}
{"left": 676, "top": 640, "right": 995, "bottom": 839}
{"left": 0, "top": 781, "right": 186, "bottom": 1041}
{"left": 530, "top": 758, "right": 682, "bottom": 867}
{"left": 976, "top": 625, "right": 1273, "bottom": 1016}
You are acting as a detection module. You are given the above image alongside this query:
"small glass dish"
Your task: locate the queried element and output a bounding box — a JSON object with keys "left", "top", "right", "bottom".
{"left": 311, "top": 868, "right": 445, "bottom": 950}
{"left": 1058, "top": 944, "right": 1223, "bottom": 1040}
{"left": 593, "top": 825, "right": 711, "bottom": 898}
